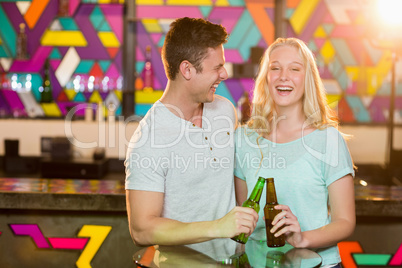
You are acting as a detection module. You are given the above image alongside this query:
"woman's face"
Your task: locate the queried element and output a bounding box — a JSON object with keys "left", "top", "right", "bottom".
{"left": 267, "top": 45, "right": 306, "bottom": 111}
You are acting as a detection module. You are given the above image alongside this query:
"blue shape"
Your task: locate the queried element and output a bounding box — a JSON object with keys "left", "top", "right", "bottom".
{"left": 308, "top": 40, "right": 318, "bottom": 52}
{"left": 50, "top": 48, "right": 62, "bottom": 59}
{"left": 0, "top": 5, "right": 16, "bottom": 57}
{"left": 286, "top": 8, "right": 294, "bottom": 19}
{"left": 0, "top": 45, "right": 7, "bottom": 57}
{"left": 345, "top": 95, "right": 371, "bottom": 122}
{"left": 73, "top": 92, "right": 87, "bottom": 102}
{"left": 75, "top": 60, "right": 95, "bottom": 74}
{"left": 228, "top": 0, "right": 245, "bottom": 6}
{"left": 115, "top": 104, "right": 122, "bottom": 116}
{"left": 330, "top": 38, "right": 357, "bottom": 66}
{"left": 199, "top": 6, "right": 212, "bottom": 17}
{"left": 337, "top": 70, "right": 350, "bottom": 91}
{"left": 225, "top": 10, "right": 253, "bottom": 49}
{"left": 98, "top": 60, "right": 111, "bottom": 73}
{"left": 135, "top": 104, "right": 153, "bottom": 117}
{"left": 157, "top": 34, "right": 166, "bottom": 47}
{"left": 89, "top": 6, "right": 105, "bottom": 30}
{"left": 136, "top": 62, "right": 145, "bottom": 75}
{"left": 329, "top": 56, "right": 342, "bottom": 78}
{"left": 363, "top": 39, "right": 383, "bottom": 66}
{"left": 98, "top": 21, "right": 112, "bottom": 32}
{"left": 59, "top": 18, "right": 79, "bottom": 31}
{"left": 216, "top": 81, "right": 235, "bottom": 106}
{"left": 239, "top": 24, "right": 261, "bottom": 61}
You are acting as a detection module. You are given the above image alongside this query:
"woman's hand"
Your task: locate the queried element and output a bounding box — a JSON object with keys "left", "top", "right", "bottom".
{"left": 270, "top": 204, "right": 307, "bottom": 248}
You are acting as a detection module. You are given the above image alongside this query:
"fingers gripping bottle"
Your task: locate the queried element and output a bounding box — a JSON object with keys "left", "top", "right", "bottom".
{"left": 264, "top": 178, "right": 285, "bottom": 247}
{"left": 231, "top": 177, "right": 265, "bottom": 244}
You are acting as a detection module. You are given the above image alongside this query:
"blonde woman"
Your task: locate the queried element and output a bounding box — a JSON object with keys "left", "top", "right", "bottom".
{"left": 234, "top": 37, "right": 355, "bottom": 267}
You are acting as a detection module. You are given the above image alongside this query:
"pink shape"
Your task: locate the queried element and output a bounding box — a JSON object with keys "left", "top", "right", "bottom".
{"left": 9, "top": 46, "right": 53, "bottom": 73}
{"left": 105, "top": 63, "right": 120, "bottom": 78}
{"left": 48, "top": 237, "right": 88, "bottom": 250}
{"left": 69, "top": 0, "right": 80, "bottom": 16}
{"left": 100, "top": 5, "right": 124, "bottom": 43}
{"left": 240, "top": 78, "right": 255, "bottom": 92}
{"left": 150, "top": 33, "right": 162, "bottom": 44}
{"left": 224, "top": 49, "right": 243, "bottom": 63}
{"left": 314, "top": 38, "right": 326, "bottom": 49}
{"left": 10, "top": 224, "right": 50, "bottom": 248}
{"left": 136, "top": 6, "right": 202, "bottom": 19}
{"left": 331, "top": 25, "right": 358, "bottom": 38}
{"left": 2, "top": 89, "right": 27, "bottom": 116}
{"left": 209, "top": 7, "right": 244, "bottom": 33}
{"left": 50, "top": 59, "right": 61, "bottom": 70}
{"left": 346, "top": 81, "right": 358, "bottom": 94}
{"left": 389, "top": 242, "right": 402, "bottom": 265}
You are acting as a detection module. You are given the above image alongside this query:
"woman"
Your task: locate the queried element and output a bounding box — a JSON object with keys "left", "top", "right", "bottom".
{"left": 234, "top": 37, "right": 355, "bottom": 267}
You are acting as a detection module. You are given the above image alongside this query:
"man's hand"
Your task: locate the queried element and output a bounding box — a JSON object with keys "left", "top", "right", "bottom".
{"left": 214, "top": 206, "right": 259, "bottom": 238}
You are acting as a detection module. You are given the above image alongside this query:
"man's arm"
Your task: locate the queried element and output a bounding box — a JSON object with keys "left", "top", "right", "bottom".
{"left": 126, "top": 189, "right": 258, "bottom": 246}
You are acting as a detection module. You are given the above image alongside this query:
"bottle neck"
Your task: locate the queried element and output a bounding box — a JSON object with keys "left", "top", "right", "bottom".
{"left": 266, "top": 180, "right": 278, "bottom": 203}
{"left": 249, "top": 178, "right": 265, "bottom": 202}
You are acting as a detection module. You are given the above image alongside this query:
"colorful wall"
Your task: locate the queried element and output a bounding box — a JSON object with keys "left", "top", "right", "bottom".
{"left": 0, "top": 0, "right": 401, "bottom": 123}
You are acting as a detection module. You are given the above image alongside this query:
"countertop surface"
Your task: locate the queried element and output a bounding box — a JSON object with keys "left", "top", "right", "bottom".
{"left": 0, "top": 177, "right": 402, "bottom": 217}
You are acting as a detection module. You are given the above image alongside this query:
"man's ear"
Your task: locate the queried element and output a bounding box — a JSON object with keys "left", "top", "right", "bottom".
{"left": 179, "top": 60, "right": 192, "bottom": 80}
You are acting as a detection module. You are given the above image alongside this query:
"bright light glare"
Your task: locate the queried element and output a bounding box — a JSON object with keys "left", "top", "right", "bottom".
{"left": 378, "top": 0, "right": 402, "bottom": 25}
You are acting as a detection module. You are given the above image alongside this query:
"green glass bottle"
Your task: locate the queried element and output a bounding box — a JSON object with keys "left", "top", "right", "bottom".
{"left": 264, "top": 178, "right": 285, "bottom": 247}
{"left": 41, "top": 59, "right": 53, "bottom": 103}
{"left": 231, "top": 176, "right": 265, "bottom": 244}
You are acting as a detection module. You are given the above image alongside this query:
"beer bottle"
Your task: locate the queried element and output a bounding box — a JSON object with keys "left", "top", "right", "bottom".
{"left": 16, "top": 23, "right": 27, "bottom": 60}
{"left": 40, "top": 59, "right": 53, "bottom": 103}
{"left": 142, "top": 45, "right": 154, "bottom": 92}
{"left": 264, "top": 178, "right": 285, "bottom": 247}
{"left": 231, "top": 177, "right": 265, "bottom": 244}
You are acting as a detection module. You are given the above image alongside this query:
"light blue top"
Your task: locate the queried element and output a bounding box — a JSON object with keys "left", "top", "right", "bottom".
{"left": 234, "top": 126, "right": 354, "bottom": 266}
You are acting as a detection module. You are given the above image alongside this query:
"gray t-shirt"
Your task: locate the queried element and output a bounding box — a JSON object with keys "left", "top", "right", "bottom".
{"left": 125, "top": 95, "right": 237, "bottom": 223}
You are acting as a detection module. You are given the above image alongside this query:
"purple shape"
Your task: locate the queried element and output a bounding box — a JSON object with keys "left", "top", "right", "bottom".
{"left": 369, "top": 96, "right": 402, "bottom": 123}
{"left": 74, "top": 4, "right": 109, "bottom": 60}
{"left": 100, "top": 4, "right": 124, "bottom": 43}
{"left": 136, "top": 6, "right": 202, "bottom": 19}
{"left": 208, "top": 7, "right": 244, "bottom": 33}
{"left": 9, "top": 46, "right": 53, "bottom": 72}
{"left": 319, "top": 66, "right": 334, "bottom": 80}
{"left": 114, "top": 48, "right": 123, "bottom": 74}
{"left": 58, "top": 101, "right": 86, "bottom": 117}
{"left": 265, "top": 7, "right": 275, "bottom": 22}
{"left": 300, "top": 1, "right": 327, "bottom": 40}
{"left": 225, "top": 79, "right": 244, "bottom": 103}
{"left": 10, "top": 224, "right": 50, "bottom": 248}
{"left": 0, "top": 91, "right": 12, "bottom": 116}
{"left": 2, "top": 89, "right": 27, "bottom": 117}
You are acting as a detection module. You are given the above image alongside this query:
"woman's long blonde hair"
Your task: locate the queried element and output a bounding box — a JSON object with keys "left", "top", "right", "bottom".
{"left": 247, "top": 37, "right": 338, "bottom": 134}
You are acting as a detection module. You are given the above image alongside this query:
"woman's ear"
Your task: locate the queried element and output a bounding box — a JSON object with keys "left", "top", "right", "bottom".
{"left": 179, "top": 60, "right": 192, "bottom": 80}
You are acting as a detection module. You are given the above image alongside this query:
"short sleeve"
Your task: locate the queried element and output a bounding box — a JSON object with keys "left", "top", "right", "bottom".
{"left": 124, "top": 121, "right": 166, "bottom": 192}
{"left": 322, "top": 128, "right": 355, "bottom": 187}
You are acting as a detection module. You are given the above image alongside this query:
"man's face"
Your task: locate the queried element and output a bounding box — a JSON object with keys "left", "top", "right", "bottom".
{"left": 189, "top": 45, "right": 228, "bottom": 103}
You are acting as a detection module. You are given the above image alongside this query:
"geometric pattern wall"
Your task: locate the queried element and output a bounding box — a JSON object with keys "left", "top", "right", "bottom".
{"left": 1, "top": 0, "right": 401, "bottom": 124}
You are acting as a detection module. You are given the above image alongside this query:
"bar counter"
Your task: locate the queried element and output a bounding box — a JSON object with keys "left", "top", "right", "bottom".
{"left": 0, "top": 177, "right": 402, "bottom": 267}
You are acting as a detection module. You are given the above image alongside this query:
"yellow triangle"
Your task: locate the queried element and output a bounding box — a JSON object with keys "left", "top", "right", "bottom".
{"left": 41, "top": 103, "right": 62, "bottom": 117}
{"left": 326, "top": 95, "right": 341, "bottom": 109}
{"left": 215, "top": 0, "right": 230, "bottom": 6}
{"left": 64, "top": 89, "right": 77, "bottom": 101}
{"left": 89, "top": 90, "right": 103, "bottom": 103}
{"left": 114, "top": 90, "right": 122, "bottom": 102}
{"left": 313, "top": 26, "right": 327, "bottom": 38}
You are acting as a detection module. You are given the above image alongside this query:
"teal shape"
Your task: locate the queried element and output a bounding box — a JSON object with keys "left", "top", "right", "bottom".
{"left": 308, "top": 40, "right": 318, "bottom": 52}
{"left": 59, "top": 18, "right": 79, "bottom": 31}
{"left": 0, "top": 5, "right": 16, "bottom": 57}
{"left": 286, "top": 9, "right": 294, "bottom": 19}
{"left": 330, "top": 38, "right": 357, "bottom": 66}
{"left": 345, "top": 95, "right": 371, "bottom": 122}
{"left": 363, "top": 40, "right": 383, "bottom": 66}
{"left": 73, "top": 92, "right": 87, "bottom": 102}
{"left": 99, "top": 60, "right": 111, "bottom": 73}
{"left": 199, "top": 6, "right": 212, "bottom": 17}
{"left": 115, "top": 104, "right": 122, "bottom": 116}
{"left": 30, "top": 74, "right": 42, "bottom": 102}
{"left": 239, "top": 24, "right": 261, "bottom": 61}
{"left": 322, "top": 24, "right": 334, "bottom": 35}
{"left": 157, "top": 34, "right": 166, "bottom": 47}
{"left": 328, "top": 56, "right": 342, "bottom": 78}
{"left": 136, "top": 62, "right": 145, "bottom": 75}
{"left": 98, "top": 21, "right": 112, "bottom": 32}
{"left": 135, "top": 103, "right": 153, "bottom": 117}
{"left": 228, "top": 0, "right": 245, "bottom": 6}
{"left": 336, "top": 70, "right": 350, "bottom": 91}
{"left": 0, "top": 45, "right": 7, "bottom": 57}
{"left": 75, "top": 60, "right": 95, "bottom": 74}
{"left": 225, "top": 10, "right": 253, "bottom": 49}
{"left": 353, "top": 254, "right": 392, "bottom": 266}
{"left": 216, "top": 81, "right": 235, "bottom": 106}
{"left": 50, "top": 48, "right": 62, "bottom": 59}
{"left": 90, "top": 6, "right": 105, "bottom": 30}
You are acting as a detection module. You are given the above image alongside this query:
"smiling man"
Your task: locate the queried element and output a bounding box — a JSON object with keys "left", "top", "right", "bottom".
{"left": 125, "top": 17, "right": 258, "bottom": 246}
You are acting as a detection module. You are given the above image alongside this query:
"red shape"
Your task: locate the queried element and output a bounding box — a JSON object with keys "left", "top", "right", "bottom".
{"left": 338, "top": 241, "right": 363, "bottom": 268}
{"left": 89, "top": 62, "right": 103, "bottom": 78}
{"left": 389, "top": 242, "right": 402, "bottom": 266}
{"left": 57, "top": 90, "right": 70, "bottom": 102}
{"left": 107, "top": 47, "right": 119, "bottom": 59}
{"left": 48, "top": 237, "right": 88, "bottom": 250}
{"left": 338, "top": 97, "right": 355, "bottom": 123}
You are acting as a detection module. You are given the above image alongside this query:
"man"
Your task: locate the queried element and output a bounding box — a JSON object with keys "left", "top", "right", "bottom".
{"left": 125, "top": 17, "right": 258, "bottom": 246}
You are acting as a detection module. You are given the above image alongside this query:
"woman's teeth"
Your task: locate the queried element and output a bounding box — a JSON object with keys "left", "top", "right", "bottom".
{"left": 277, "top": 86, "right": 292, "bottom": 92}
